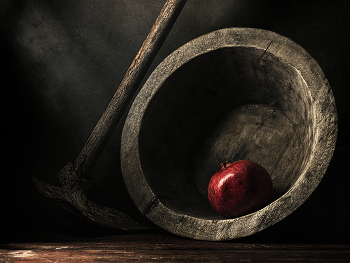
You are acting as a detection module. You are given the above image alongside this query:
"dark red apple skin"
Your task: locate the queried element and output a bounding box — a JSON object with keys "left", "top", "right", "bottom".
{"left": 207, "top": 160, "right": 272, "bottom": 218}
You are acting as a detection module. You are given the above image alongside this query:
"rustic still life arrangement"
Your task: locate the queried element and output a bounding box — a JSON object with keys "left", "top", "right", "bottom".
{"left": 33, "top": 0, "right": 337, "bottom": 241}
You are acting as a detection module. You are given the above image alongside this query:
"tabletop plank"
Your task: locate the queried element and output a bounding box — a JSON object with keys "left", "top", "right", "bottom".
{"left": 1, "top": 232, "right": 349, "bottom": 262}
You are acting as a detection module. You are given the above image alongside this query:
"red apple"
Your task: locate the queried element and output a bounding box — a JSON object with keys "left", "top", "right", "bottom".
{"left": 207, "top": 160, "right": 272, "bottom": 218}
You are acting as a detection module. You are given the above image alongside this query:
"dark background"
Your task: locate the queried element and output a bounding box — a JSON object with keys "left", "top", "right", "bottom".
{"left": 1, "top": 0, "right": 350, "bottom": 243}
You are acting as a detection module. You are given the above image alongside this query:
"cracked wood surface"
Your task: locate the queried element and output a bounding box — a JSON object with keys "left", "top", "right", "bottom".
{"left": 121, "top": 28, "right": 337, "bottom": 241}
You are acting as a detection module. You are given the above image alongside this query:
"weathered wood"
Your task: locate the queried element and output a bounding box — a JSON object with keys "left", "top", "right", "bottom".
{"left": 75, "top": 0, "right": 187, "bottom": 179}
{"left": 121, "top": 28, "right": 338, "bottom": 240}
{"left": 1, "top": 233, "right": 349, "bottom": 262}
{"left": 33, "top": 0, "right": 187, "bottom": 230}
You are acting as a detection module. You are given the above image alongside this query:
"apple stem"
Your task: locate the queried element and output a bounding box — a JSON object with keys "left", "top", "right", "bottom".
{"left": 220, "top": 161, "right": 230, "bottom": 169}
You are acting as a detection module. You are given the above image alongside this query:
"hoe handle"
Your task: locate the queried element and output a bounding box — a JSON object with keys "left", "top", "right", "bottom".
{"left": 74, "top": 0, "right": 187, "bottom": 178}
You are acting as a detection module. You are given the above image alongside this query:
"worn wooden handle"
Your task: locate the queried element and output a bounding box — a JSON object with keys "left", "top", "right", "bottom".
{"left": 74, "top": 0, "right": 187, "bottom": 178}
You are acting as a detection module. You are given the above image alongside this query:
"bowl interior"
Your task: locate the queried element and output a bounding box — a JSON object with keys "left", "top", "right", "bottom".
{"left": 138, "top": 46, "right": 315, "bottom": 219}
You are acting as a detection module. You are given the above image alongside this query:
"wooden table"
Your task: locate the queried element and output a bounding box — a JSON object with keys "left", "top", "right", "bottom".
{"left": 1, "top": 229, "right": 349, "bottom": 262}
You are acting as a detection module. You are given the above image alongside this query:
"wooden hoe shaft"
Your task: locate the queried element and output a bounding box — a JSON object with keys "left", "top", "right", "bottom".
{"left": 33, "top": 0, "right": 187, "bottom": 230}
{"left": 76, "top": 0, "right": 187, "bottom": 178}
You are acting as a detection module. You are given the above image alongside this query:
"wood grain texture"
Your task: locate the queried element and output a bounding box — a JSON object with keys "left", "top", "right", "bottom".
{"left": 121, "top": 28, "right": 337, "bottom": 240}
{"left": 1, "top": 233, "right": 349, "bottom": 262}
{"left": 32, "top": 0, "right": 187, "bottom": 231}
{"left": 75, "top": 0, "right": 187, "bottom": 178}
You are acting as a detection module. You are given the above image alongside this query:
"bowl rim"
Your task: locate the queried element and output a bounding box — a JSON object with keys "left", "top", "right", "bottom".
{"left": 121, "top": 27, "right": 338, "bottom": 241}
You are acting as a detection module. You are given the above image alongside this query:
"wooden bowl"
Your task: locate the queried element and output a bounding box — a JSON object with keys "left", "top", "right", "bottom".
{"left": 121, "top": 28, "right": 337, "bottom": 241}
